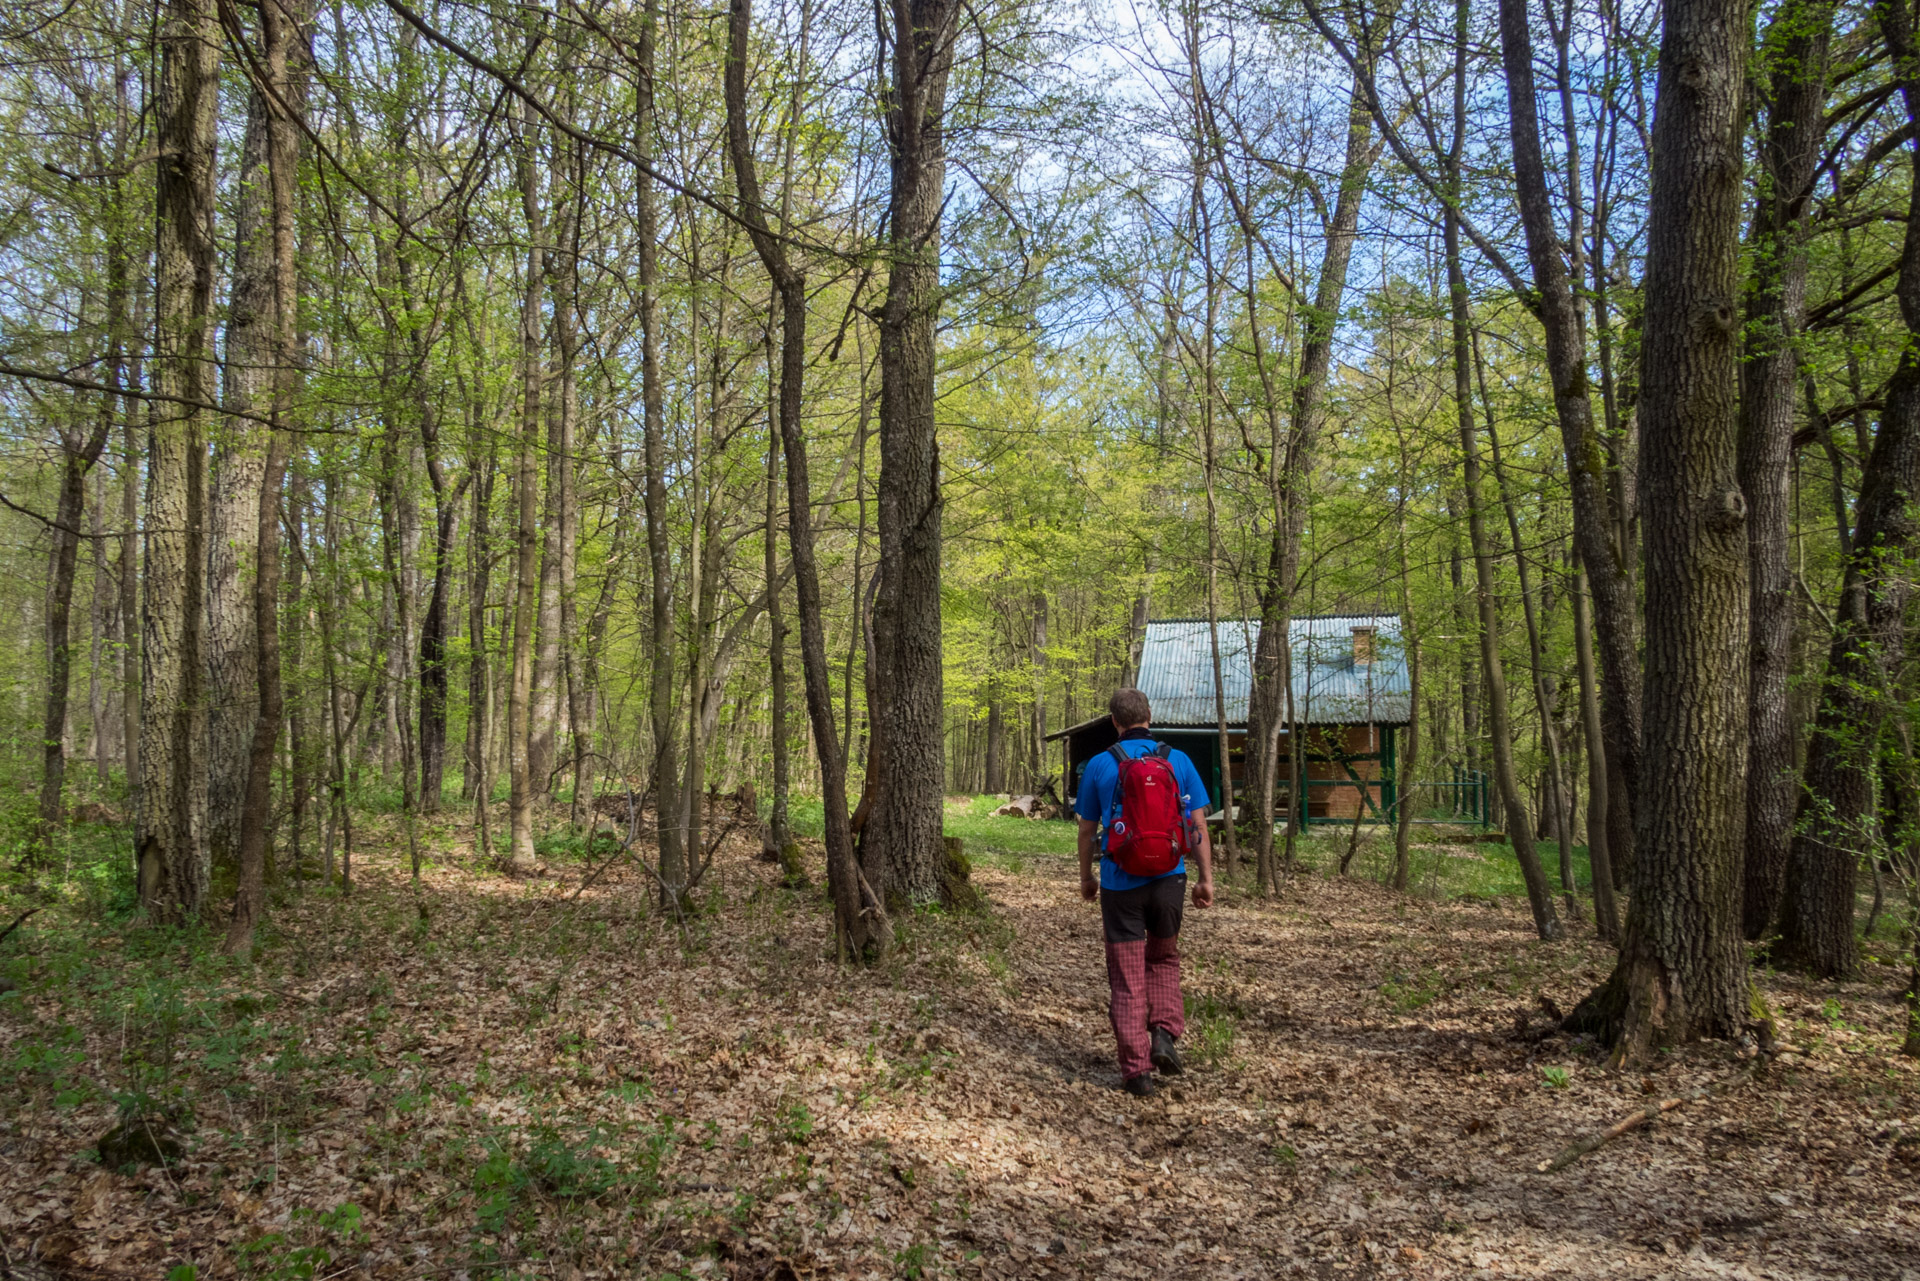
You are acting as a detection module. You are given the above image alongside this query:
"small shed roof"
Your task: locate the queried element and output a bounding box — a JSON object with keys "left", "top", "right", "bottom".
{"left": 1131, "top": 615, "right": 1410, "bottom": 728}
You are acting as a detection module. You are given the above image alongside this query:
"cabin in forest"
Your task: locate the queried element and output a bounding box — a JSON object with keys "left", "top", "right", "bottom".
{"left": 1048, "top": 615, "right": 1413, "bottom": 824}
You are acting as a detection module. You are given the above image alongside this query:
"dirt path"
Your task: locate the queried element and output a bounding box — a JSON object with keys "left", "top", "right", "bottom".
{"left": 951, "top": 857, "right": 1920, "bottom": 1279}
{"left": 3, "top": 830, "right": 1917, "bottom": 1278}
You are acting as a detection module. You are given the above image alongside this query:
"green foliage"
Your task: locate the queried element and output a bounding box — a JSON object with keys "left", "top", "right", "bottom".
{"left": 1183, "top": 990, "right": 1242, "bottom": 1067}
{"left": 532, "top": 828, "right": 624, "bottom": 864}
{"left": 471, "top": 1118, "right": 676, "bottom": 1236}
{"left": 777, "top": 1100, "right": 814, "bottom": 1146}
{"left": 1541, "top": 1066, "right": 1572, "bottom": 1090}
{"left": 893, "top": 1241, "right": 934, "bottom": 1278}
{"left": 235, "top": 1204, "right": 365, "bottom": 1280}
{"left": 1380, "top": 973, "right": 1443, "bottom": 1013}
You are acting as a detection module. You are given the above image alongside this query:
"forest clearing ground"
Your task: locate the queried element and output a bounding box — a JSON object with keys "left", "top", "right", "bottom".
{"left": 1, "top": 806, "right": 1917, "bottom": 1279}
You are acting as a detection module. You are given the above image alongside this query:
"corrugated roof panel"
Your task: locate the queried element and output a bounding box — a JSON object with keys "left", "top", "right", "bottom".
{"left": 1134, "top": 615, "right": 1411, "bottom": 726}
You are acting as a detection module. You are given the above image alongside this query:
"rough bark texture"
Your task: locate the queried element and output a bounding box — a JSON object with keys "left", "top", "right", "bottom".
{"left": 1497, "top": 0, "right": 1641, "bottom": 886}
{"left": 1740, "top": 0, "right": 1834, "bottom": 938}
{"left": 1776, "top": 0, "right": 1920, "bottom": 976}
{"left": 867, "top": 0, "right": 958, "bottom": 907}
{"left": 138, "top": 0, "right": 219, "bottom": 923}
{"left": 206, "top": 75, "right": 275, "bottom": 878}
{"left": 224, "top": 0, "right": 307, "bottom": 956}
{"left": 1570, "top": 0, "right": 1751, "bottom": 1056}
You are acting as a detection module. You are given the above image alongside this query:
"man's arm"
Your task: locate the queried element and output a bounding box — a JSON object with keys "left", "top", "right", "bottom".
{"left": 1077, "top": 819, "right": 1100, "bottom": 902}
{"left": 1190, "top": 808, "right": 1215, "bottom": 908}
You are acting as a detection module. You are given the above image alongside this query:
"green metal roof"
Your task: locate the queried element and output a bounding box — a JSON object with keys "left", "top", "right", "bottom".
{"left": 1133, "top": 615, "right": 1410, "bottom": 728}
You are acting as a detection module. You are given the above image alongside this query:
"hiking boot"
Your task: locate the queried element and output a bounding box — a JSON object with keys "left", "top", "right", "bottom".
{"left": 1123, "top": 1072, "right": 1157, "bottom": 1098}
{"left": 1151, "top": 1026, "right": 1184, "bottom": 1076}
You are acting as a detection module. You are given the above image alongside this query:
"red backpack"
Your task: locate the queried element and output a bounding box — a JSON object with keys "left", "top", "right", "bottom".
{"left": 1102, "top": 743, "right": 1192, "bottom": 877}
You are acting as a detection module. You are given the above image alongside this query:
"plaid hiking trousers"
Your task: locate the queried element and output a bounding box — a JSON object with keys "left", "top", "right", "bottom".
{"left": 1100, "top": 873, "right": 1186, "bottom": 1079}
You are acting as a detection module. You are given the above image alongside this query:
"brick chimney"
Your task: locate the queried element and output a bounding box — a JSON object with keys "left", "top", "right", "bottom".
{"left": 1351, "top": 625, "right": 1376, "bottom": 665}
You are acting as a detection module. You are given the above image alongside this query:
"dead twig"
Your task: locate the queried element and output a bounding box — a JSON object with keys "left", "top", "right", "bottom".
{"left": 1537, "top": 1060, "right": 1762, "bottom": 1173}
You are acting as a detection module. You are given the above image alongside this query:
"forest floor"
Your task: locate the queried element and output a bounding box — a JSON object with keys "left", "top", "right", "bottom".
{"left": 2, "top": 799, "right": 1918, "bottom": 1279}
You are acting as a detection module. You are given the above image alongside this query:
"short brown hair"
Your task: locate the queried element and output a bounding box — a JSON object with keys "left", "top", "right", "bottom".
{"left": 1109, "top": 687, "right": 1151, "bottom": 728}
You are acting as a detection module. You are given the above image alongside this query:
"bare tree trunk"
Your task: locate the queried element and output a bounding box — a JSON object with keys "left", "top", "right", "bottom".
{"left": 505, "top": 100, "right": 544, "bottom": 874}
{"left": 763, "top": 314, "right": 790, "bottom": 851}
{"left": 1740, "top": 0, "right": 1834, "bottom": 938}
{"left": 138, "top": 0, "right": 219, "bottom": 922}
{"left": 866, "top": 0, "right": 959, "bottom": 907}
{"left": 636, "top": 0, "right": 682, "bottom": 893}
{"left": 552, "top": 142, "right": 587, "bottom": 831}
{"left": 1390, "top": 418, "right": 1422, "bottom": 894}
{"left": 1497, "top": 0, "right": 1641, "bottom": 884}
{"left": 1572, "top": 558, "right": 1620, "bottom": 940}
{"left": 1446, "top": 260, "right": 1559, "bottom": 938}
{"left": 725, "top": 0, "right": 886, "bottom": 952}
{"left": 1570, "top": 0, "right": 1751, "bottom": 1056}
{"left": 1244, "top": 56, "right": 1380, "bottom": 887}
{"left": 224, "top": 0, "right": 306, "bottom": 953}
{"left": 206, "top": 72, "right": 274, "bottom": 879}
{"left": 1777, "top": 0, "right": 1920, "bottom": 976}
{"left": 1441, "top": 0, "right": 1556, "bottom": 938}
{"left": 88, "top": 464, "right": 112, "bottom": 787}
{"left": 120, "top": 326, "right": 141, "bottom": 796}
{"left": 1030, "top": 593, "right": 1048, "bottom": 792}
{"left": 38, "top": 252, "right": 123, "bottom": 851}
{"left": 417, "top": 418, "right": 461, "bottom": 814}
{"left": 284, "top": 473, "right": 308, "bottom": 877}
{"left": 319, "top": 466, "right": 351, "bottom": 891}
{"left": 984, "top": 679, "right": 1004, "bottom": 794}
{"left": 1479, "top": 338, "right": 1576, "bottom": 909}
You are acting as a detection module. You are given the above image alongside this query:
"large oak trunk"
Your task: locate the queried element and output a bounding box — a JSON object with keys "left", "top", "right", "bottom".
{"left": 866, "top": 0, "right": 959, "bottom": 907}
{"left": 137, "top": 0, "right": 220, "bottom": 922}
{"left": 1569, "top": 0, "right": 1751, "bottom": 1057}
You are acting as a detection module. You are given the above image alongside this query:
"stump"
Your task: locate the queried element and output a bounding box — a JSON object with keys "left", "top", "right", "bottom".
{"left": 777, "top": 841, "right": 809, "bottom": 889}
{"left": 942, "top": 837, "right": 984, "bottom": 912}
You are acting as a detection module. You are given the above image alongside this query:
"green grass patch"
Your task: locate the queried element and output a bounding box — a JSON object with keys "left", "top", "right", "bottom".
{"left": 787, "top": 795, "right": 1078, "bottom": 868}
{"left": 1287, "top": 827, "right": 1597, "bottom": 904}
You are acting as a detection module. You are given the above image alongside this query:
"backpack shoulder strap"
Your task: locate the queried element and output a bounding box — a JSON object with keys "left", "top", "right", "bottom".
{"left": 1152, "top": 742, "right": 1172, "bottom": 760}
{"left": 1106, "top": 743, "right": 1130, "bottom": 768}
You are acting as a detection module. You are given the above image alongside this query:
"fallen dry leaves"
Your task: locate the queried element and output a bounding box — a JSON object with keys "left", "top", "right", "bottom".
{"left": 1, "top": 813, "right": 1917, "bottom": 1279}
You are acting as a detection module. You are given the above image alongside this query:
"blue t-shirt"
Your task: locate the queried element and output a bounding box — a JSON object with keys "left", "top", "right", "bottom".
{"left": 1074, "top": 733, "right": 1211, "bottom": 891}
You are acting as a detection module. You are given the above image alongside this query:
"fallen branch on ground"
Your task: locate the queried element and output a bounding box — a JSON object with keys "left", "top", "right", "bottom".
{"left": 1537, "top": 1060, "right": 1762, "bottom": 1174}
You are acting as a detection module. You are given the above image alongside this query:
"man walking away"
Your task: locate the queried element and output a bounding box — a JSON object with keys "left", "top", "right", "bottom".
{"left": 1076, "top": 688, "right": 1214, "bottom": 1097}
